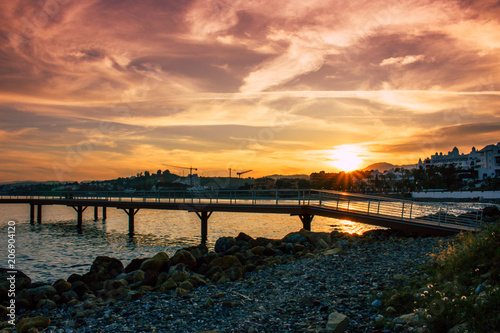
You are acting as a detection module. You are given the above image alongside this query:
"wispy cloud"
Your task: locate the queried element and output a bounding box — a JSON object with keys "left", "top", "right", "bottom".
{"left": 0, "top": 0, "right": 499, "bottom": 181}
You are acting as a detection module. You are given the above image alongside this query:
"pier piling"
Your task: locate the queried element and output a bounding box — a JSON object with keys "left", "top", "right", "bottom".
{"left": 196, "top": 211, "right": 212, "bottom": 244}
{"left": 37, "top": 204, "right": 42, "bottom": 224}
{"left": 30, "top": 203, "right": 35, "bottom": 225}
{"left": 298, "top": 214, "right": 314, "bottom": 231}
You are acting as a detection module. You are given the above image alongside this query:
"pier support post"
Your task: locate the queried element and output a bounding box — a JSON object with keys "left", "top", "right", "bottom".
{"left": 102, "top": 206, "right": 107, "bottom": 221}
{"left": 37, "top": 204, "right": 43, "bottom": 224}
{"left": 122, "top": 208, "right": 140, "bottom": 236}
{"left": 195, "top": 211, "right": 212, "bottom": 244}
{"left": 71, "top": 206, "right": 88, "bottom": 229}
{"left": 298, "top": 214, "right": 314, "bottom": 231}
{"left": 94, "top": 206, "right": 99, "bottom": 221}
{"left": 30, "top": 203, "right": 35, "bottom": 225}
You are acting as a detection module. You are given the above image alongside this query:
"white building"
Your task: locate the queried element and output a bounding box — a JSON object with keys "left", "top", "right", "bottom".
{"left": 476, "top": 142, "right": 500, "bottom": 179}
{"left": 419, "top": 146, "right": 481, "bottom": 170}
{"left": 418, "top": 142, "right": 500, "bottom": 180}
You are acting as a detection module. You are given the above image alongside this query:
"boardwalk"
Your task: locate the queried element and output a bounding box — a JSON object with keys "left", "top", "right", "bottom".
{"left": 0, "top": 189, "right": 483, "bottom": 241}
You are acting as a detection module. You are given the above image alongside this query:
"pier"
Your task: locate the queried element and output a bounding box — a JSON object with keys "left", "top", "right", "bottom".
{"left": 0, "top": 189, "right": 484, "bottom": 242}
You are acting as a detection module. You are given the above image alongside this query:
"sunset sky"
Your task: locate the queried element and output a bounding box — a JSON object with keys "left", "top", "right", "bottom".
{"left": 1, "top": 0, "right": 500, "bottom": 182}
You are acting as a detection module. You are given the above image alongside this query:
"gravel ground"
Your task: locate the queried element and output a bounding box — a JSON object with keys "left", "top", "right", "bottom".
{"left": 25, "top": 234, "right": 446, "bottom": 333}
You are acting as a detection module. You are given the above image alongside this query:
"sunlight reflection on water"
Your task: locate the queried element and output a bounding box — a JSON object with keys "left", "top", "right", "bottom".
{"left": 0, "top": 203, "right": 378, "bottom": 283}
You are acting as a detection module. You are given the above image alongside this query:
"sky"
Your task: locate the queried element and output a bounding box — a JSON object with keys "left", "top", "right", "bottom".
{"left": 1, "top": 0, "right": 500, "bottom": 182}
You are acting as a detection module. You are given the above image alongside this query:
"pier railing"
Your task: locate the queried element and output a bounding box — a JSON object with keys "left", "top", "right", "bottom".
{"left": 0, "top": 189, "right": 486, "bottom": 230}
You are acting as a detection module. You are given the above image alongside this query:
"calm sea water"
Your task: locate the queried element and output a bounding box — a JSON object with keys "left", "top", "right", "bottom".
{"left": 0, "top": 203, "right": 378, "bottom": 283}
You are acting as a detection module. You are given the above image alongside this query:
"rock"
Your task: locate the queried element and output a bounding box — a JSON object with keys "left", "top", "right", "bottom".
{"left": 208, "top": 255, "right": 241, "bottom": 270}
{"left": 16, "top": 316, "right": 50, "bottom": 333}
{"left": 159, "top": 278, "right": 178, "bottom": 292}
{"left": 282, "top": 232, "right": 308, "bottom": 244}
{"left": 53, "top": 279, "right": 71, "bottom": 294}
{"left": 394, "top": 313, "right": 420, "bottom": 325}
{"left": 386, "top": 306, "right": 397, "bottom": 314}
{"left": 125, "top": 291, "right": 143, "bottom": 302}
{"left": 169, "top": 250, "right": 197, "bottom": 269}
{"left": 324, "top": 248, "right": 343, "bottom": 255}
{"left": 224, "top": 266, "right": 244, "bottom": 281}
{"left": 448, "top": 322, "right": 469, "bottom": 333}
{"left": 205, "top": 266, "right": 223, "bottom": 279}
{"left": 0, "top": 268, "right": 31, "bottom": 302}
{"left": 36, "top": 299, "right": 56, "bottom": 309}
{"left": 70, "top": 280, "right": 91, "bottom": 298}
{"left": 293, "top": 243, "right": 306, "bottom": 252}
{"left": 173, "top": 287, "right": 188, "bottom": 297}
{"left": 30, "top": 285, "right": 57, "bottom": 303}
{"left": 371, "top": 299, "right": 382, "bottom": 307}
{"left": 179, "top": 281, "right": 194, "bottom": 291}
{"left": 299, "top": 229, "right": 331, "bottom": 246}
{"left": 133, "top": 270, "right": 145, "bottom": 283}
{"left": 317, "top": 238, "right": 330, "bottom": 249}
{"left": 326, "top": 312, "right": 350, "bottom": 333}
{"left": 143, "top": 270, "right": 159, "bottom": 286}
{"left": 125, "top": 258, "right": 147, "bottom": 273}
{"left": 263, "top": 243, "right": 276, "bottom": 256}
{"left": 250, "top": 246, "right": 265, "bottom": 256}
{"left": 88, "top": 256, "right": 124, "bottom": 281}
{"left": 140, "top": 252, "right": 169, "bottom": 272}
{"left": 214, "top": 236, "right": 237, "bottom": 253}
{"left": 236, "top": 232, "right": 254, "bottom": 243}
{"left": 475, "top": 284, "right": 486, "bottom": 294}
{"left": 168, "top": 264, "right": 190, "bottom": 282}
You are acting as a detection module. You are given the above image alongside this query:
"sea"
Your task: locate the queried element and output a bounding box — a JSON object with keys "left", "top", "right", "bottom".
{"left": 0, "top": 203, "right": 380, "bottom": 283}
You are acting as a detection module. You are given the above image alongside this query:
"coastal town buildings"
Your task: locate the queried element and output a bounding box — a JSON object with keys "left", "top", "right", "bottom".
{"left": 419, "top": 142, "right": 500, "bottom": 180}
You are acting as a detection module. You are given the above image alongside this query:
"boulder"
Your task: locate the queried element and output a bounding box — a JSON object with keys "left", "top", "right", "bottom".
{"left": 87, "top": 256, "right": 124, "bottom": 281}
{"left": 168, "top": 264, "right": 190, "bottom": 282}
{"left": 140, "top": 252, "right": 169, "bottom": 272}
{"left": 251, "top": 237, "right": 278, "bottom": 247}
{"left": 53, "top": 279, "right": 71, "bottom": 294}
{"left": 36, "top": 299, "right": 56, "bottom": 309}
{"left": 133, "top": 270, "right": 145, "bottom": 284}
{"left": 70, "top": 280, "right": 91, "bottom": 298}
{"left": 236, "top": 232, "right": 255, "bottom": 243}
{"left": 159, "top": 278, "right": 178, "bottom": 292}
{"left": 30, "top": 285, "right": 57, "bottom": 303}
{"left": 0, "top": 268, "right": 31, "bottom": 302}
{"left": 250, "top": 246, "right": 265, "bottom": 256}
{"left": 326, "top": 312, "right": 350, "bottom": 333}
{"left": 16, "top": 316, "right": 50, "bottom": 333}
{"left": 224, "top": 266, "right": 244, "bottom": 281}
{"left": 214, "top": 237, "right": 237, "bottom": 253}
{"left": 169, "top": 250, "right": 197, "bottom": 269}
{"left": 208, "top": 255, "right": 241, "bottom": 270}
{"left": 282, "top": 232, "right": 308, "bottom": 244}
{"left": 299, "top": 229, "right": 331, "bottom": 246}
{"left": 125, "top": 258, "right": 147, "bottom": 273}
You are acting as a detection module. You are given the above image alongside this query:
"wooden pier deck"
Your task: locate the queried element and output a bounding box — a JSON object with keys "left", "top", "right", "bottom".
{"left": 0, "top": 189, "right": 483, "bottom": 241}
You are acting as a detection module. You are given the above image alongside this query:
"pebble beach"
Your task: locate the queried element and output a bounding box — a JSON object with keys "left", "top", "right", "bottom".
{"left": 2, "top": 229, "right": 447, "bottom": 333}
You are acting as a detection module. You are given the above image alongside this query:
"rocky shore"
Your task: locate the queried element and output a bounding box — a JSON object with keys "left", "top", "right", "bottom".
{"left": 1, "top": 228, "right": 449, "bottom": 333}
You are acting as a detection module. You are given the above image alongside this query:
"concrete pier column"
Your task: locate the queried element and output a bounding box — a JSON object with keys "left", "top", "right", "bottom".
{"left": 30, "top": 203, "right": 35, "bottom": 225}
{"left": 195, "top": 211, "right": 212, "bottom": 244}
{"left": 94, "top": 206, "right": 99, "bottom": 221}
{"left": 122, "top": 208, "right": 140, "bottom": 237}
{"left": 298, "top": 214, "right": 314, "bottom": 231}
{"left": 71, "top": 206, "right": 88, "bottom": 229}
{"left": 102, "top": 206, "right": 107, "bottom": 221}
{"left": 37, "top": 204, "right": 43, "bottom": 224}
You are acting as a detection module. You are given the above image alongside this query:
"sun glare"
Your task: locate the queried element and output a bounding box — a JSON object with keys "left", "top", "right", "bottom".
{"left": 329, "top": 145, "right": 364, "bottom": 172}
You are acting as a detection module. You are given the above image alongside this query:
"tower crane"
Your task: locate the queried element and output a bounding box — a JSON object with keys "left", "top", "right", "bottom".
{"left": 162, "top": 164, "right": 197, "bottom": 186}
{"left": 237, "top": 169, "right": 253, "bottom": 179}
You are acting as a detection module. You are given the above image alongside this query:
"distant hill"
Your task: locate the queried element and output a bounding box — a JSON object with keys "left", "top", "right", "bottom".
{"left": 264, "top": 174, "right": 310, "bottom": 180}
{"left": 363, "top": 162, "right": 395, "bottom": 172}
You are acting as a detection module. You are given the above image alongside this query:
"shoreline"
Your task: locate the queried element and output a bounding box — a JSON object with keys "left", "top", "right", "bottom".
{"left": 1, "top": 228, "right": 449, "bottom": 332}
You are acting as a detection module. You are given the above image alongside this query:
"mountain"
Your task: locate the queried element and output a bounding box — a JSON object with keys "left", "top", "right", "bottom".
{"left": 264, "top": 174, "right": 310, "bottom": 180}
{"left": 363, "top": 162, "right": 395, "bottom": 172}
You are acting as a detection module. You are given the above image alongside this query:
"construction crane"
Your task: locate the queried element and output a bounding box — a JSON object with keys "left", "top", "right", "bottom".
{"left": 237, "top": 169, "right": 253, "bottom": 179}
{"left": 162, "top": 164, "right": 197, "bottom": 186}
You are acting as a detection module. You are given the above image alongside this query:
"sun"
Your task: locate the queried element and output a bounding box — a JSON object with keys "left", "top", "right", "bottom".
{"left": 329, "top": 145, "right": 364, "bottom": 172}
